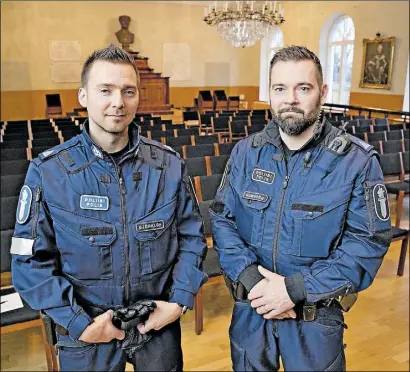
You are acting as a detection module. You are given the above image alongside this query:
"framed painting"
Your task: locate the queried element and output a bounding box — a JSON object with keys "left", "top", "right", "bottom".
{"left": 359, "top": 36, "right": 395, "bottom": 89}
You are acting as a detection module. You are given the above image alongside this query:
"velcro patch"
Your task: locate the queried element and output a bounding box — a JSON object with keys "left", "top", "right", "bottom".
{"left": 16, "top": 185, "right": 32, "bottom": 224}
{"left": 373, "top": 184, "right": 390, "bottom": 221}
{"left": 80, "top": 195, "right": 109, "bottom": 211}
{"left": 136, "top": 220, "right": 165, "bottom": 232}
{"left": 10, "top": 237, "right": 34, "bottom": 255}
{"left": 80, "top": 227, "right": 114, "bottom": 236}
{"left": 243, "top": 191, "right": 269, "bottom": 203}
{"left": 252, "top": 168, "right": 275, "bottom": 184}
{"left": 291, "top": 204, "right": 324, "bottom": 213}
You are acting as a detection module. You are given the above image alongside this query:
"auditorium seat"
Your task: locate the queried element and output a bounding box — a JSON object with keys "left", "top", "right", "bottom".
{"left": 1, "top": 160, "right": 30, "bottom": 176}
{"left": 1, "top": 174, "right": 26, "bottom": 197}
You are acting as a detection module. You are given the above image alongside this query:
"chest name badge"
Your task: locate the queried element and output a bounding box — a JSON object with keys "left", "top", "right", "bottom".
{"left": 252, "top": 168, "right": 275, "bottom": 184}
{"left": 243, "top": 191, "right": 268, "bottom": 203}
{"left": 80, "top": 195, "right": 109, "bottom": 211}
{"left": 16, "top": 185, "right": 32, "bottom": 224}
{"left": 137, "top": 220, "right": 165, "bottom": 232}
{"left": 373, "top": 184, "right": 390, "bottom": 221}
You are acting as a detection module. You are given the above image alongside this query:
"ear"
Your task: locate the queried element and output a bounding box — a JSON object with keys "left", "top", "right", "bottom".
{"left": 78, "top": 87, "right": 87, "bottom": 108}
{"left": 320, "top": 84, "right": 328, "bottom": 105}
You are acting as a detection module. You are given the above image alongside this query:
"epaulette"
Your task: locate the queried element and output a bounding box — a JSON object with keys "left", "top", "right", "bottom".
{"left": 251, "top": 132, "right": 268, "bottom": 147}
{"left": 348, "top": 134, "right": 375, "bottom": 154}
{"left": 139, "top": 136, "right": 180, "bottom": 158}
{"left": 37, "top": 139, "right": 80, "bottom": 162}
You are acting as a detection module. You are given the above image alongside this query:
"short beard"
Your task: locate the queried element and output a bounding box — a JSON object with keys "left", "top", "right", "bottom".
{"left": 272, "top": 97, "right": 322, "bottom": 136}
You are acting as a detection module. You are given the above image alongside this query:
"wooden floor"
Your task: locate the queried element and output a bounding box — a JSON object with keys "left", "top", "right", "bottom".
{"left": 1, "top": 197, "right": 408, "bottom": 371}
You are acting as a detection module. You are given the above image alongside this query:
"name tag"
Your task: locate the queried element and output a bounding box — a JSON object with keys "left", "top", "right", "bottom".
{"left": 137, "top": 220, "right": 165, "bottom": 232}
{"left": 80, "top": 195, "right": 109, "bottom": 211}
{"left": 243, "top": 191, "right": 269, "bottom": 203}
{"left": 252, "top": 168, "right": 275, "bottom": 184}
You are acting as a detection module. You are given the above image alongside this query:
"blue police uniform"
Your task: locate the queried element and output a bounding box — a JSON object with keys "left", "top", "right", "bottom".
{"left": 210, "top": 119, "right": 391, "bottom": 371}
{"left": 11, "top": 121, "right": 207, "bottom": 371}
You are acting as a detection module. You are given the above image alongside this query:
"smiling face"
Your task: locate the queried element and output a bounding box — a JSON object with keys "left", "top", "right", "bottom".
{"left": 78, "top": 60, "right": 139, "bottom": 137}
{"left": 269, "top": 60, "right": 328, "bottom": 136}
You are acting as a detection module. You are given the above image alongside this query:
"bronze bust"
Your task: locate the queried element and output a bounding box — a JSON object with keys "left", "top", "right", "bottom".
{"left": 115, "top": 15, "right": 134, "bottom": 51}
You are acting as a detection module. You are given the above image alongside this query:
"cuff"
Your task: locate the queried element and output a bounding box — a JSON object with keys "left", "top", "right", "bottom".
{"left": 238, "top": 264, "right": 264, "bottom": 292}
{"left": 284, "top": 272, "right": 306, "bottom": 305}
{"left": 169, "top": 289, "right": 195, "bottom": 310}
{"left": 67, "top": 309, "right": 93, "bottom": 341}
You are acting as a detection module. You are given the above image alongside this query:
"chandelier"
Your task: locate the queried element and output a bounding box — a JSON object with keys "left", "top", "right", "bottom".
{"left": 203, "top": 1, "right": 285, "bottom": 48}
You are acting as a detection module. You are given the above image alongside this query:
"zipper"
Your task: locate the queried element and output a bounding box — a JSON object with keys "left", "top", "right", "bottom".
{"left": 272, "top": 170, "right": 289, "bottom": 273}
{"left": 115, "top": 164, "right": 130, "bottom": 304}
{"left": 363, "top": 181, "right": 374, "bottom": 232}
{"left": 31, "top": 186, "right": 42, "bottom": 238}
{"left": 272, "top": 146, "right": 290, "bottom": 273}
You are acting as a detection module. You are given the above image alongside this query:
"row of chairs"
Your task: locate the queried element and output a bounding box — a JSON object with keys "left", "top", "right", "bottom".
{"left": 351, "top": 129, "right": 409, "bottom": 143}
{"left": 183, "top": 109, "right": 270, "bottom": 122}
{"left": 364, "top": 139, "right": 409, "bottom": 154}
{"left": 1, "top": 118, "right": 63, "bottom": 370}
{"left": 144, "top": 121, "right": 266, "bottom": 143}
{"left": 379, "top": 151, "right": 410, "bottom": 229}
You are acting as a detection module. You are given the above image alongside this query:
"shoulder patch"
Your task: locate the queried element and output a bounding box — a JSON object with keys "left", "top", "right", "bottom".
{"left": 16, "top": 185, "right": 32, "bottom": 224}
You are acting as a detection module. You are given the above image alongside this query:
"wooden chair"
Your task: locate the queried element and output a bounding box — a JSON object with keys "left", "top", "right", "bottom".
{"left": 1, "top": 258, "right": 58, "bottom": 371}
{"left": 193, "top": 175, "right": 224, "bottom": 335}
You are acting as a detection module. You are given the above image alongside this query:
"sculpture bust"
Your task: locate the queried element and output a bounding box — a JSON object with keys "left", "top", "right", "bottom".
{"left": 115, "top": 15, "right": 134, "bottom": 51}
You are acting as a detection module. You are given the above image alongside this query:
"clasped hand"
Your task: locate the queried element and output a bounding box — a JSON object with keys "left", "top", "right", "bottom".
{"left": 248, "top": 266, "right": 296, "bottom": 320}
{"left": 79, "top": 301, "right": 181, "bottom": 343}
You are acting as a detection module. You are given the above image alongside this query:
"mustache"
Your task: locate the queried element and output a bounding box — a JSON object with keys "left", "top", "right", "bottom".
{"left": 105, "top": 112, "right": 128, "bottom": 116}
{"left": 278, "top": 107, "right": 305, "bottom": 115}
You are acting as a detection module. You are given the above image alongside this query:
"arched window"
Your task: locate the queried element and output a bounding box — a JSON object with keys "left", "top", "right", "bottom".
{"left": 259, "top": 28, "right": 284, "bottom": 101}
{"left": 325, "top": 16, "right": 355, "bottom": 105}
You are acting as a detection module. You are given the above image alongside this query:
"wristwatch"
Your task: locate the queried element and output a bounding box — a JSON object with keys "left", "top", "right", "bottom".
{"left": 178, "top": 304, "right": 189, "bottom": 315}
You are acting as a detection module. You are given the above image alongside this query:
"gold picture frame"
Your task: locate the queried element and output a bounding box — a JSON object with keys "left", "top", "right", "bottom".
{"left": 359, "top": 36, "right": 395, "bottom": 90}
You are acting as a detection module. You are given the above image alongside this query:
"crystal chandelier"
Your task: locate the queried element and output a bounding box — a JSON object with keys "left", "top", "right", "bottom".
{"left": 203, "top": 1, "right": 285, "bottom": 48}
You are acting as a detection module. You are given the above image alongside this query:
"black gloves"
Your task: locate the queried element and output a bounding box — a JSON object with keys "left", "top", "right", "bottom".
{"left": 112, "top": 300, "right": 157, "bottom": 357}
{"left": 112, "top": 300, "right": 157, "bottom": 330}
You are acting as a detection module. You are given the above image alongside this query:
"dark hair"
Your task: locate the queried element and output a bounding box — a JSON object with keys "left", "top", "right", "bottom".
{"left": 269, "top": 45, "right": 323, "bottom": 87}
{"left": 81, "top": 44, "right": 140, "bottom": 87}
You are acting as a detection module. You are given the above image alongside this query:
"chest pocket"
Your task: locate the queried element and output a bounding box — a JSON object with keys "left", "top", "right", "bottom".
{"left": 235, "top": 189, "right": 271, "bottom": 249}
{"left": 48, "top": 204, "right": 116, "bottom": 280}
{"left": 133, "top": 197, "right": 177, "bottom": 275}
{"left": 289, "top": 184, "right": 352, "bottom": 258}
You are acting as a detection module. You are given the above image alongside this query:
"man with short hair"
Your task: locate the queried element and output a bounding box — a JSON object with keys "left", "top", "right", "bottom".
{"left": 211, "top": 45, "right": 391, "bottom": 371}
{"left": 11, "top": 44, "right": 207, "bottom": 371}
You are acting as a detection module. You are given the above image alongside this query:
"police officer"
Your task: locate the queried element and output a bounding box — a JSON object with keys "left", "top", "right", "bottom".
{"left": 11, "top": 44, "right": 207, "bottom": 371}
{"left": 210, "top": 46, "right": 391, "bottom": 371}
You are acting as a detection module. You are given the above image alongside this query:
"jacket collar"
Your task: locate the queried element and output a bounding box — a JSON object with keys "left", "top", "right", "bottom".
{"left": 260, "top": 115, "right": 333, "bottom": 152}
{"left": 81, "top": 119, "right": 140, "bottom": 162}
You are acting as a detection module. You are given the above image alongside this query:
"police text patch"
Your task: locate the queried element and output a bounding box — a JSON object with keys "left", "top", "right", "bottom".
{"left": 137, "top": 220, "right": 165, "bottom": 232}
{"left": 373, "top": 184, "right": 390, "bottom": 221}
{"left": 252, "top": 168, "right": 275, "bottom": 184}
{"left": 243, "top": 191, "right": 269, "bottom": 203}
{"left": 16, "top": 185, "right": 32, "bottom": 224}
{"left": 80, "top": 195, "right": 109, "bottom": 211}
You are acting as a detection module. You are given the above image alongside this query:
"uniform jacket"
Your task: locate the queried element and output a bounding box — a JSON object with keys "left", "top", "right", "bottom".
{"left": 210, "top": 119, "right": 391, "bottom": 303}
{"left": 11, "top": 122, "right": 207, "bottom": 340}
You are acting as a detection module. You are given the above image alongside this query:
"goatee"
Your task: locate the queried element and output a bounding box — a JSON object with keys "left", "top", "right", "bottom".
{"left": 271, "top": 97, "right": 322, "bottom": 136}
